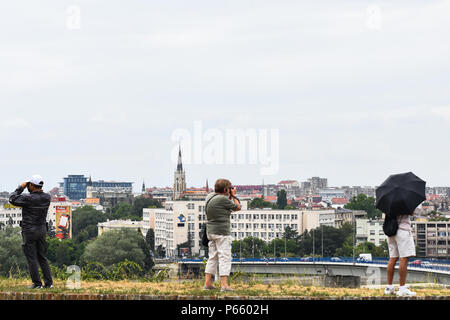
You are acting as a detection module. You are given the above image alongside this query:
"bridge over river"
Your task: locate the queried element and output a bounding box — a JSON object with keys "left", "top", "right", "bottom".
{"left": 176, "top": 257, "right": 450, "bottom": 287}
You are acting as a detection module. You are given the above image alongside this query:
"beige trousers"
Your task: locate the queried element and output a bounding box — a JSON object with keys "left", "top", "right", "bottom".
{"left": 205, "top": 232, "right": 232, "bottom": 277}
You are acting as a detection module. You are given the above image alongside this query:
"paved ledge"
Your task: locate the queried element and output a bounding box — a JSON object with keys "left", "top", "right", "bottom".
{"left": 0, "top": 292, "right": 449, "bottom": 300}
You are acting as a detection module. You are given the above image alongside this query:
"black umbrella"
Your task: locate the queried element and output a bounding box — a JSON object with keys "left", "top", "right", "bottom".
{"left": 376, "top": 172, "right": 426, "bottom": 217}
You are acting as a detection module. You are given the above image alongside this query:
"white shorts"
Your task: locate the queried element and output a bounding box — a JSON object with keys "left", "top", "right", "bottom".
{"left": 205, "top": 233, "right": 232, "bottom": 277}
{"left": 388, "top": 229, "right": 416, "bottom": 258}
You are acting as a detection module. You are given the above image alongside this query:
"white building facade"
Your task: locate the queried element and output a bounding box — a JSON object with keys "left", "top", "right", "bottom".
{"left": 145, "top": 200, "right": 335, "bottom": 258}
{"left": 356, "top": 219, "right": 387, "bottom": 246}
{"left": 0, "top": 204, "right": 22, "bottom": 228}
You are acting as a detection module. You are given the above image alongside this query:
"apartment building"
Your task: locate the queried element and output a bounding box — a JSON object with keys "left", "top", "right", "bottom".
{"left": 230, "top": 209, "right": 335, "bottom": 241}
{"left": 412, "top": 221, "right": 450, "bottom": 258}
{"left": 356, "top": 219, "right": 387, "bottom": 246}
{"left": 0, "top": 204, "right": 22, "bottom": 228}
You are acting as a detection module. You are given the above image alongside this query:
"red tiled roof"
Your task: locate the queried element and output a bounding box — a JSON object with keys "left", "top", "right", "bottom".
{"left": 278, "top": 180, "right": 297, "bottom": 185}
{"left": 331, "top": 198, "right": 349, "bottom": 204}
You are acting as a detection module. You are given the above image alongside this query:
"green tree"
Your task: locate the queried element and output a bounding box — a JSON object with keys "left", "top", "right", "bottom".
{"left": 282, "top": 226, "right": 299, "bottom": 241}
{"left": 344, "top": 194, "right": 382, "bottom": 219}
{"left": 110, "top": 202, "right": 134, "bottom": 220}
{"left": 82, "top": 228, "right": 153, "bottom": 271}
{"left": 145, "top": 229, "right": 155, "bottom": 252}
{"left": 46, "top": 237, "right": 78, "bottom": 268}
{"left": 276, "top": 189, "right": 287, "bottom": 210}
{"left": 232, "top": 237, "right": 267, "bottom": 258}
{"left": 155, "top": 245, "right": 166, "bottom": 258}
{"left": 109, "top": 197, "right": 163, "bottom": 221}
{"left": 355, "top": 241, "right": 388, "bottom": 257}
{"left": 72, "top": 205, "right": 107, "bottom": 240}
{"left": 131, "top": 196, "right": 163, "bottom": 217}
{"left": 265, "top": 238, "right": 297, "bottom": 257}
{"left": 299, "top": 224, "right": 353, "bottom": 257}
{"left": 0, "top": 227, "right": 28, "bottom": 276}
{"left": 335, "top": 234, "right": 354, "bottom": 257}
{"left": 249, "top": 198, "right": 275, "bottom": 209}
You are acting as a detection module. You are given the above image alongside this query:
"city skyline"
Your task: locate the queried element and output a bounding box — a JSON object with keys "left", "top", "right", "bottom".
{"left": 1, "top": 171, "right": 449, "bottom": 195}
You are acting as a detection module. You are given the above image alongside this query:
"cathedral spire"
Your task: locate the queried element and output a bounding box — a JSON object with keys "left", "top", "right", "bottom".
{"left": 173, "top": 144, "right": 186, "bottom": 200}
{"left": 142, "top": 179, "right": 146, "bottom": 194}
{"left": 177, "top": 144, "right": 183, "bottom": 172}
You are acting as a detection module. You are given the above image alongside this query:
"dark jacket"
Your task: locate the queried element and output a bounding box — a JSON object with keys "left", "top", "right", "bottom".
{"left": 9, "top": 186, "right": 51, "bottom": 231}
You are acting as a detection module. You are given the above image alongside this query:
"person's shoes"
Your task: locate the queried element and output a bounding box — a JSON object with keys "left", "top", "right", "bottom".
{"left": 28, "top": 284, "right": 43, "bottom": 289}
{"left": 384, "top": 286, "right": 395, "bottom": 295}
{"left": 396, "top": 287, "right": 416, "bottom": 297}
{"left": 220, "top": 287, "right": 234, "bottom": 292}
{"left": 43, "top": 284, "right": 53, "bottom": 289}
{"left": 202, "top": 285, "right": 215, "bottom": 290}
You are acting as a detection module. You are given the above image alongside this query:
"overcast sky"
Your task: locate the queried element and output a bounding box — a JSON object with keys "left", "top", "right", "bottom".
{"left": 1, "top": 0, "right": 449, "bottom": 193}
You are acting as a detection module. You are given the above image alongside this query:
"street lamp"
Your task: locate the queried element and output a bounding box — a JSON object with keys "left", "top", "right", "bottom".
{"left": 352, "top": 213, "right": 355, "bottom": 264}
{"left": 321, "top": 224, "right": 324, "bottom": 259}
{"left": 312, "top": 228, "right": 315, "bottom": 263}
{"left": 252, "top": 237, "right": 255, "bottom": 259}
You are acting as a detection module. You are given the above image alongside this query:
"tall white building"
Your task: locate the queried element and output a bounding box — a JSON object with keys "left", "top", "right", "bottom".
{"left": 144, "top": 200, "right": 335, "bottom": 258}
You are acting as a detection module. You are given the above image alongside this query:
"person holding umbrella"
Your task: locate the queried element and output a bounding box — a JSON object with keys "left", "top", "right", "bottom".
{"left": 376, "top": 172, "right": 426, "bottom": 297}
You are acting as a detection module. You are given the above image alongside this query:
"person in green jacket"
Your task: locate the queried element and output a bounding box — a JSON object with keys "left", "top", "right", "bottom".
{"left": 203, "top": 179, "right": 241, "bottom": 292}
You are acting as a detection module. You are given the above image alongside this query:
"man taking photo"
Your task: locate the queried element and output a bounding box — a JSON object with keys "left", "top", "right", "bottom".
{"left": 9, "top": 174, "right": 53, "bottom": 289}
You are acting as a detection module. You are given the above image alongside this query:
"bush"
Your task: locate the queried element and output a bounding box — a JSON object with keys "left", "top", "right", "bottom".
{"left": 107, "top": 260, "right": 144, "bottom": 280}
{"left": 0, "top": 227, "right": 28, "bottom": 277}
{"left": 82, "top": 262, "right": 108, "bottom": 280}
{"left": 50, "top": 264, "right": 71, "bottom": 281}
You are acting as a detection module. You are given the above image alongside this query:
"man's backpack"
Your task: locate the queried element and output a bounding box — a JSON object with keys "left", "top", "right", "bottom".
{"left": 383, "top": 215, "right": 398, "bottom": 237}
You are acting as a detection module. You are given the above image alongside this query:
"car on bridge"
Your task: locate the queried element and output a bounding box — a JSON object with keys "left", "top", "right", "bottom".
{"left": 300, "top": 257, "right": 312, "bottom": 262}
{"left": 331, "top": 257, "right": 342, "bottom": 262}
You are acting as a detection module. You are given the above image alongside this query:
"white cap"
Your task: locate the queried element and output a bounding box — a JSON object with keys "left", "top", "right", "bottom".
{"left": 26, "top": 174, "right": 44, "bottom": 186}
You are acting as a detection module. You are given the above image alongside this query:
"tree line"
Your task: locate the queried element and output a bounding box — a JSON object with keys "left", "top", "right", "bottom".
{"left": 231, "top": 224, "right": 388, "bottom": 258}
{"left": 0, "top": 196, "right": 162, "bottom": 279}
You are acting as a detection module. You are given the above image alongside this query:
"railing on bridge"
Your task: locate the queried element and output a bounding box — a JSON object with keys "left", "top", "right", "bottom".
{"left": 175, "top": 257, "right": 450, "bottom": 272}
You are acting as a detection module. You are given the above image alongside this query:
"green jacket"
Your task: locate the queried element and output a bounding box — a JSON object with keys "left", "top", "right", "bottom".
{"left": 205, "top": 193, "right": 238, "bottom": 236}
